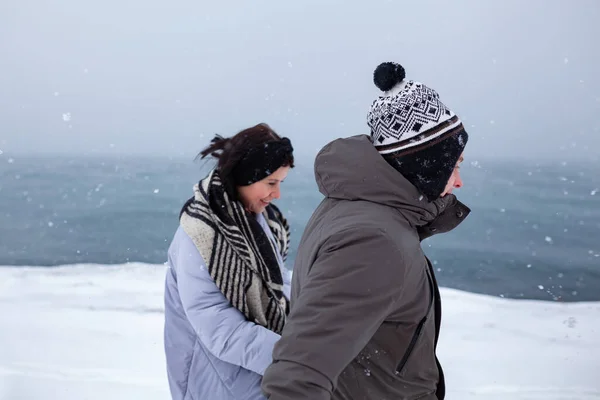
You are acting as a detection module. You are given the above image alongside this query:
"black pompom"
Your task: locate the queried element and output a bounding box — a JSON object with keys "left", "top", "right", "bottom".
{"left": 373, "top": 62, "right": 406, "bottom": 92}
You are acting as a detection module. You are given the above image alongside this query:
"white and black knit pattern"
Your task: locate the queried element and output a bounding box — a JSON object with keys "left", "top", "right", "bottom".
{"left": 367, "top": 80, "right": 463, "bottom": 155}
{"left": 179, "top": 170, "right": 290, "bottom": 334}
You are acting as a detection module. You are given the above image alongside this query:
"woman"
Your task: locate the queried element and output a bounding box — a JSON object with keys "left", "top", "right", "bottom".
{"left": 164, "top": 123, "right": 294, "bottom": 400}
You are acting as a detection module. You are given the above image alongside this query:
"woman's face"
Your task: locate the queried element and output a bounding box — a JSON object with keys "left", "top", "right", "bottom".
{"left": 237, "top": 166, "right": 290, "bottom": 214}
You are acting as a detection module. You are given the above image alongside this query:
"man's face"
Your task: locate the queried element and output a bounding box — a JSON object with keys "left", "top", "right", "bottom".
{"left": 440, "top": 153, "right": 464, "bottom": 197}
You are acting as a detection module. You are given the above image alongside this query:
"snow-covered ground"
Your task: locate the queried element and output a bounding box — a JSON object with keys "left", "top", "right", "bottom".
{"left": 1, "top": 263, "right": 598, "bottom": 400}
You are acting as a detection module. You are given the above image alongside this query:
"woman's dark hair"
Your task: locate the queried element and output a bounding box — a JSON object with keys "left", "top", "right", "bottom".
{"left": 197, "top": 123, "right": 294, "bottom": 199}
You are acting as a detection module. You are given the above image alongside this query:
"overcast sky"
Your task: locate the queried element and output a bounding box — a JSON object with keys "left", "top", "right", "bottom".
{"left": 1, "top": 0, "right": 599, "bottom": 162}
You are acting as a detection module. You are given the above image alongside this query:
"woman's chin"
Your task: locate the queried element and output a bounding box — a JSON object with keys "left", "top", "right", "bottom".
{"left": 249, "top": 204, "right": 266, "bottom": 214}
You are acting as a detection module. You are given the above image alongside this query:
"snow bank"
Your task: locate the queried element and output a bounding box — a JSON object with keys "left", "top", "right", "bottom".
{"left": 1, "top": 264, "right": 598, "bottom": 399}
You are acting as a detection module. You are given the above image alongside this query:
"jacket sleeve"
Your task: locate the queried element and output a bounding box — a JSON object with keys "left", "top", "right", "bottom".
{"left": 170, "top": 227, "right": 280, "bottom": 376}
{"left": 261, "top": 228, "right": 405, "bottom": 400}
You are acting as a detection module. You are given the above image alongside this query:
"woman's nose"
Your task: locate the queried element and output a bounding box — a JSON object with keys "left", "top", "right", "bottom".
{"left": 272, "top": 187, "right": 281, "bottom": 199}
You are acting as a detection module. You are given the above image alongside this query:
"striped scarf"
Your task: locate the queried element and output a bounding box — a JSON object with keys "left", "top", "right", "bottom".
{"left": 179, "top": 170, "right": 290, "bottom": 334}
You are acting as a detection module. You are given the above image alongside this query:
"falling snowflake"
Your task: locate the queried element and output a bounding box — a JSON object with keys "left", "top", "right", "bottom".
{"left": 538, "top": 285, "right": 544, "bottom": 290}
{"left": 564, "top": 317, "right": 576, "bottom": 328}
{"left": 545, "top": 236, "right": 553, "bottom": 243}
{"left": 564, "top": 58, "right": 569, "bottom": 64}
{"left": 153, "top": 189, "right": 160, "bottom": 194}
{"left": 591, "top": 189, "right": 598, "bottom": 196}
{"left": 62, "top": 112, "right": 71, "bottom": 122}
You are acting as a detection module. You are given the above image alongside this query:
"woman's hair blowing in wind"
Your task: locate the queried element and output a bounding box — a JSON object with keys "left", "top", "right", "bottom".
{"left": 197, "top": 123, "right": 294, "bottom": 199}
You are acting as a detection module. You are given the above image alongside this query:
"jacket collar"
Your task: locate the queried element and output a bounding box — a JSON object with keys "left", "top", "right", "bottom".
{"left": 417, "top": 196, "right": 471, "bottom": 241}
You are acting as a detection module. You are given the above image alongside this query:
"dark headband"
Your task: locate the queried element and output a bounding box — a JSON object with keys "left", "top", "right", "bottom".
{"left": 231, "top": 138, "right": 294, "bottom": 186}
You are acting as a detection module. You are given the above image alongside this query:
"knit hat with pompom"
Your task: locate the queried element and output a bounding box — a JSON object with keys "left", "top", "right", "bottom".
{"left": 367, "top": 62, "right": 469, "bottom": 201}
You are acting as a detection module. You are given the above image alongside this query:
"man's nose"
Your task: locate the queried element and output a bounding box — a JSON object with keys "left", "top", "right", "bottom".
{"left": 454, "top": 171, "right": 463, "bottom": 188}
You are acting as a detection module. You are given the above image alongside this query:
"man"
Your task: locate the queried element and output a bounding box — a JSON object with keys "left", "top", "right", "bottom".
{"left": 262, "top": 62, "right": 471, "bottom": 400}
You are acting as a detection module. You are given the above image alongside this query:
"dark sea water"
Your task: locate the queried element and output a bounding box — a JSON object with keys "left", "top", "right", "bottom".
{"left": 1, "top": 155, "right": 599, "bottom": 302}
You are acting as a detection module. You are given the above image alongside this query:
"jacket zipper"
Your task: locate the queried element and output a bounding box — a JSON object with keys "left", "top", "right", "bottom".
{"left": 395, "top": 265, "right": 436, "bottom": 375}
{"left": 395, "top": 315, "right": 427, "bottom": 374}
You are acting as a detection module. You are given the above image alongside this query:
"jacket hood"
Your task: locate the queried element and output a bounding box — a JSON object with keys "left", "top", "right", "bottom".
{"left": 314, "top": 134, "right": 469, "bottom": 230}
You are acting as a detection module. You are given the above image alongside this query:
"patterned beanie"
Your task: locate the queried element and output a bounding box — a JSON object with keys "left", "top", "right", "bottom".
{"left": 367, "top": 62, "right": 468, "bottom": 201}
